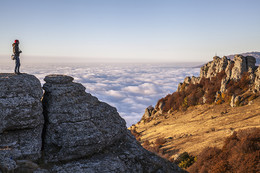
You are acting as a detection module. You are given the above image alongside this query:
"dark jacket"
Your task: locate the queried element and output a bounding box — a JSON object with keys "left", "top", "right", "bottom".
{"left": 12, "top": 43, "right": 22, "bottom": 56}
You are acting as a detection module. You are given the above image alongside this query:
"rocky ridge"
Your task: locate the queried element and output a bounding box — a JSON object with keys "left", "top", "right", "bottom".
{"left": 0, "top": 74, "right": 182, "bottom": 173}
{"left": 227, "top": 51, "right": 260, "bottom": 65}
{"left": 142, "top": 54, "right": 259, "bottom": 120}
{"left": 129, "top": 55, "right": 260, "bottom": 170}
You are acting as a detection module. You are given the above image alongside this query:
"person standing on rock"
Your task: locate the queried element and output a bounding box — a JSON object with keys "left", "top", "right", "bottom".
{"left": 12, "top": 39, "right": 22, "bottom": 74}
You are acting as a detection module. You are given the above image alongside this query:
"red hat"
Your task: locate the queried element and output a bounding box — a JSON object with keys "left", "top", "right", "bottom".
{"left": 14, "top": 40, "right": 19, "bottom": 43}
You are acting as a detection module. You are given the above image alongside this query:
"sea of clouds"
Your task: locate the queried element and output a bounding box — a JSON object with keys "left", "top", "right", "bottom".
{"left": 0, "top": 63, "right": 200, "bottom": 127}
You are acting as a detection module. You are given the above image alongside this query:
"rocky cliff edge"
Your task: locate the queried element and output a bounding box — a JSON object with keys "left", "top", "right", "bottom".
{"left": 0, "top": 73, "right": 182, "bottom": 173}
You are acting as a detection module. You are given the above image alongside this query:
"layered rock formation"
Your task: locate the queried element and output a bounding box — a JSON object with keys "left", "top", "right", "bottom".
{"left": 0, "top": 73, "right": 182, "bottom": 173}
{"left": 0, "top": 74, "right": 44, "bottom": 161}
{"left": 42, "top": 75, "right": 127, "bottom": 162}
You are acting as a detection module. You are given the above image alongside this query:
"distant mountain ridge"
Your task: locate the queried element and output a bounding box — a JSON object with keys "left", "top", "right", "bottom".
{"left": 227, "top": 51, "right": 260, "bottom": 65}
{"left": 194, "top": 51, "right": 260, "bottom": 68}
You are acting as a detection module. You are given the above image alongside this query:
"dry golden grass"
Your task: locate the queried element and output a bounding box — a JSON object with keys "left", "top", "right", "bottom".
{"left": 130, "top": 97, "right": 260, "bottom": 160}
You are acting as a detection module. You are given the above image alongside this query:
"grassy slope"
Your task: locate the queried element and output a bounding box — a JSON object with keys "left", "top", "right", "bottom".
{"left": 130, "top": 97, "right": 260, "bottom": 160}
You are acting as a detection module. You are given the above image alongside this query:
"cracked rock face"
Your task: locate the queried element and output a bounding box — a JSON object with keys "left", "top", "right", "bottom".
{"left": 0, "top": 73, "right": 44, "bottom": 160}
{"left": 42, "top": 74, "right": 127, "bottom": 162}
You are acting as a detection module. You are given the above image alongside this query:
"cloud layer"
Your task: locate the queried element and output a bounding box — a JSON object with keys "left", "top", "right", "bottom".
{"left": 0, "top": 63, "right": 200, "bottom": 127}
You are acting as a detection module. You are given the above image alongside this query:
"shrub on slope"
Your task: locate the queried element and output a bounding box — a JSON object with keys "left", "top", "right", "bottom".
{"left": 187, "top": 128, "right": 260, "bottom": 173}
{"left": 156, "top": 71, "right": 253, "bottom": 113}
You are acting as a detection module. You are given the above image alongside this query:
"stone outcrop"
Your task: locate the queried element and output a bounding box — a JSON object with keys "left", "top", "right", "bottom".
{"left": 255, "top": 66, "right": 260, "bottom": 91}
{"left": 230, "top": 95, "right": 240, "bottom": 107}
{"left": 200, "top": 56, "right": 230, "bottom": 79}
{"left": 142, "top": 105, "right": 155, "bottom": 120}
{"left": 42, "top": 75, "right": 127, "bottom": 162}
{"left": 177, "top": 83, "right": 183, "bottom": 92}
{"left": 180, "top": 55, "right": 258, "bottom": 108}
{"left": 231, "top": 55, "right": 256, "bottom": 80}
{"left": 155, "top": 101, "right": 165, "bottom": 114}
{"left": 0, "top": 73, "right": 182, "bottom": 172}
{"left": 199, "top": 55, "right": 256, "bottom": 81}
{"left": 143, "top": 54, "right": 259, "bottom": 121}
{"left": 0, "top": 74, "right": 44, "bottom": 161}
{"left": 190, "top": 76, "right": 200, "bottom": 84}
{"left": 183, "top": 77, "right": 191, "bottom": 84}
{"left": 220, "top": 77, "right": 228, "bottom": 93}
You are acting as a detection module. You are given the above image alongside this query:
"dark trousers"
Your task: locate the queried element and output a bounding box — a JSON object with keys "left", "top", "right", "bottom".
{"left": 15, "top": 56, "right": 20, "bottom": 73}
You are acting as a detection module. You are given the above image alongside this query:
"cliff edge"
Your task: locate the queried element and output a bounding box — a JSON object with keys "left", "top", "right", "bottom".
{"left": 0, "top": 74, "right": 183, "bottom": 173}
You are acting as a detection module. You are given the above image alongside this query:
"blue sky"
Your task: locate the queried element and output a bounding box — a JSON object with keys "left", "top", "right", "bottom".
{"left": 0, "top": 0, "right": 260, "bottom": 63}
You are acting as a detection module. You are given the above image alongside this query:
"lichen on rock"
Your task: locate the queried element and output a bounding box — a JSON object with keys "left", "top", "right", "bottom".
{"left": 42, "top": 74, "right": 127, "bottom": 162}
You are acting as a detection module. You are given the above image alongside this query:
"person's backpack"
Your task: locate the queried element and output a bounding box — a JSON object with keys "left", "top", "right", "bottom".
{"left": 11, "top": 54, "right": 15, "bottom": 60}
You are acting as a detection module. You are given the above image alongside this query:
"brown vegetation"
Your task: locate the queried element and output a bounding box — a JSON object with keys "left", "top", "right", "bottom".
{"left": 129, "top": 96, "right": 260, "bottom": 171}
{"left": 188, "top": 128, "right": 260, "bottom": 173}
{"left": 157, "top": 71, "right": 226, "bottom": 112}
{"left": 226, "top": 72, "right": 251, "bottom": 96}
{"left": 156, "top": 71, "right": 254, "bottom": 113}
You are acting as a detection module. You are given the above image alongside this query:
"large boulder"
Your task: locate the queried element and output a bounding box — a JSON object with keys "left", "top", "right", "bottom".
{"left": 42, "top": 74, "right": 127, "bottom": 162}
{"left": 0, "top": 73, "right": 44, "bottom": 161}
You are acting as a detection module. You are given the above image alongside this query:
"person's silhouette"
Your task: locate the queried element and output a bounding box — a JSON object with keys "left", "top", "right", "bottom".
{"left": 12, "top": 40, "right": 22, "bottom": 74}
